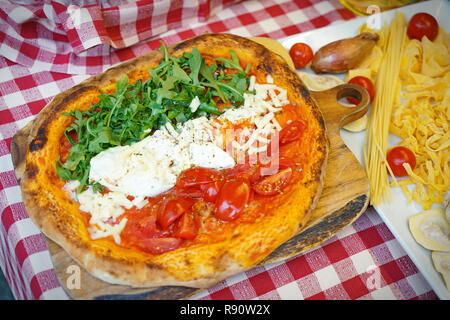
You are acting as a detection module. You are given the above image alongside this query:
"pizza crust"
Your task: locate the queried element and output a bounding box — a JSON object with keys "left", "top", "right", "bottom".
{"left": 20, "top": 33, "right": 328, "bottom": 288}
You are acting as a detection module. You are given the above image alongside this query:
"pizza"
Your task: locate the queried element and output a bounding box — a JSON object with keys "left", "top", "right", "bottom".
{"left": 20, "top": 33, "right": 328, "bottom": 288}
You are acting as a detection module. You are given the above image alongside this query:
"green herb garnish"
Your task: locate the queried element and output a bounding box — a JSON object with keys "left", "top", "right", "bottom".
{"left": 56, "top": 43, "right": 253, "bottom": 193}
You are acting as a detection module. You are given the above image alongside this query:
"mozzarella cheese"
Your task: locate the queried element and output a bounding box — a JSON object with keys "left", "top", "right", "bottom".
{"left": 66, "top": 183, "right": 148, "bottom": 244}
{"left": 89, "top": 129, "right": 185, "bottom": 197}
{"left": 189, "top": 96, "right": 201, "bottom": 113}
{"left": 218, "top": 76, "right": 285, "bottom": 156}
{"left": 189, "top": 143, "right": 235, "bottom": 169}
{"left": 219, "top": 77, "right": 287, "bottom": 123}
{"left": 89, "top": 118, "right": 234, "bottom": 198}
{"left": 63, "top": 180, "right": 80, "bottom": 201}
{"left": 75, "top": 76, "right": 289, "bottom": 242}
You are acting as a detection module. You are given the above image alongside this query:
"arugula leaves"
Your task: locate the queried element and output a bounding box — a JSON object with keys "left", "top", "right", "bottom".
{"left": 56, "top": 43, "right": 253, "bottom": 192}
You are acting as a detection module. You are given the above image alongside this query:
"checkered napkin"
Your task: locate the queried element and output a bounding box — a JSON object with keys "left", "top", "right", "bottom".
{"left": 0, "top": 0, "right": 438, "bottom": 300}
{"left": 0, "top": 0, "right": 242, "bottom": 74}
{"left": 192, "top": 208, "right": 437, "bottom": 300}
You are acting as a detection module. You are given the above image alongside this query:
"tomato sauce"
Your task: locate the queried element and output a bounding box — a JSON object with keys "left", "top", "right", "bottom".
{"left": 59, "top": 130, "right": 78, "bottom": 163}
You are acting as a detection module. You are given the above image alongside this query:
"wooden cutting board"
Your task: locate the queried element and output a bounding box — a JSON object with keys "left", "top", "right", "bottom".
{"left": 11, "top": 83, "right": 370, "bottom": 300}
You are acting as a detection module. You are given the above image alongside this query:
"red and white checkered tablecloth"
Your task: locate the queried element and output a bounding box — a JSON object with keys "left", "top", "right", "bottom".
{"left": 0, "top": 0, "right": 438, "bottom": 300}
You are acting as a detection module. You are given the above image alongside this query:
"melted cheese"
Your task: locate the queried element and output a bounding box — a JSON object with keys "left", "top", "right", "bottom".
{"left": 89, "top": 118, "right": 234, "bottom": 197}
{"left": 189, "top": 96, "right": 201, "bottom": 113}
{"left": 218, "top": 76, "right": 285, "bottom": 156}
{"left": 189, "top": 143, "right": 235, "bottom": 168}
{"left": 66, "top": 183, "right": 148, "bottom": 244}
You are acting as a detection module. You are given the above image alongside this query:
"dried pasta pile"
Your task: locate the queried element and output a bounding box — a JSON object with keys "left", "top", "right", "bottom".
{"left": 353, "top": 13, "right": 450, "bottom": 208}
{"left": 390, "top": 29, "right": 450, "bottom": 209}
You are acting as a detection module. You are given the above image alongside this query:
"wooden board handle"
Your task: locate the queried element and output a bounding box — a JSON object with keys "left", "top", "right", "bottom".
{"left": 311, "top": 83, "right": 370, "bottom": 132}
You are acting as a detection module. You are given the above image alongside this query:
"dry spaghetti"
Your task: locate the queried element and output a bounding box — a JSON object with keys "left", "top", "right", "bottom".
{"left": 364, "top": 12, "right": 407, "bottom": 205}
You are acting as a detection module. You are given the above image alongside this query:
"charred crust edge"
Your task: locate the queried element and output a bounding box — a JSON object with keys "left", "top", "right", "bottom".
{"left": 26, "top": 163, "right": 39, "bottom": 179}
{"left": 29, "top": 128, "right": 47, "bottom": 152}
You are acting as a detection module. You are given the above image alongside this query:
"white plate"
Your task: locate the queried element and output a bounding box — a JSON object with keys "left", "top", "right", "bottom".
{"left": 280, "top": 0, "right": 450, "bottom": 300}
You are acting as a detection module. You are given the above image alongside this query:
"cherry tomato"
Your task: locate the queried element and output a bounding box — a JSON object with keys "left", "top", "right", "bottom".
{"left": 157, "top": 197, "right": 194, "bottom": 229}
{"left": 59, "top": 130, "right": 78, "bottom": 163}
{"left": 407, "top": 13, "right": 439, "bottom": 41}
{"left": 122, "top": 212, "right": 159, "bottom": 243}
{"left": 252, "top": 167, "right": 293, "bottom": 196}
{"left": 215, "top": 181, "right": 250, "bottom": 221}
{"left": 386, "top": 146, "right": 417, "bottom": 177}
{"left": 289, "top": 43, "right": 314, "bottom": 69}
{"left": 347, "top": 76, "right": 375, "bottom": 105}
{"left": 134, "top": 238, "right": 181, "bottom": 254}
{"left": 200, "top": 180, "right": 224, "bottom": 202}
{"left": 122, "top": 212, "right": 181, "bottom": 254}
{"left": 178, "top": 167, "right": 222, "bottom": 187}
{"left": 265, "top": 131, "right": 280, "bottom": 158}
{"left": 258, "top": 156, "right": 295, "bottom": 177}
{"left": 174, "top": 185, "right": 204, "bottom": 198}
{"left": 174, "top": 212, "right": 199, "bottom": 240}
{"left": 226, "top": 162, "right": 261, "bottom": 184}
{"left": 121, "top": 205, "right": 170, "bottom": 243}
{"left": 278, "top": 157, "right": 295, "bottom": 169}
{"left": 258, "top": 131, "right": 281, "bottom": 167}
{"left": 176, "top": 167, "right": 222, "bottom": 188}
{"left": 279, "top": 121, "right": 307, "bottom": 145}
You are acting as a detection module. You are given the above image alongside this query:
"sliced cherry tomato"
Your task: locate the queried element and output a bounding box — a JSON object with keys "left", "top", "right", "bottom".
{"left": 174, "top": 212, "right": 199, "bottom": 240}
{"left": 347, "top": 76, "right": 375, "bottom": 105}
{"left": 386, "top": 146, "right": 417, "bottom": 177}
{"left": 215, "top": 181, "right": 250, "bottom": 221}
{"left": 279, "top": 121, "right": 307, "bottom": 145}
{"left": 278, "top": 157, "right": 296, "bottom": 169}
{"left": 252, "top": 167, "right": 293, "bottom": 196}
{"left": 289, "top": 43, "right": 314, "bottom": 69}
{"left": 265, "top": 131, "right": 280, "bottom": 158}
{"left": 257, "top": 130, "right": 281, "bottom": 167}
{"left": 257, "top": 156, "right": 295, "bottom": 178}
{"left": 157, "top": 197, "right": 194, "bottom": 229}
{"left": 407, "top": 13, "right": 439, "bottom": 41}
{"left": 176, "top": 167, "right": 222, "bottom": 188}
{"left": 174, "top": 185, "right": 204, "bottom": 198}
{"left": 134, "top": 237, "right": 181, "bottom": 255}
{"left": 121, "top": 205, "right": 169, "bottom": 243}
{"left": 226, "top": 162, "right": 260, "bottom": 184}
{"left": 200, "top": 180, "right": 224, "bottom": 202}
{"left": 122, "top": 213, "right": 159, "bottom": 243}
{"left": 59, "top": 130, "right": 78, "bottom": 163}
{"left": 259, "top": 132, "right": 295, "bottom": 168}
